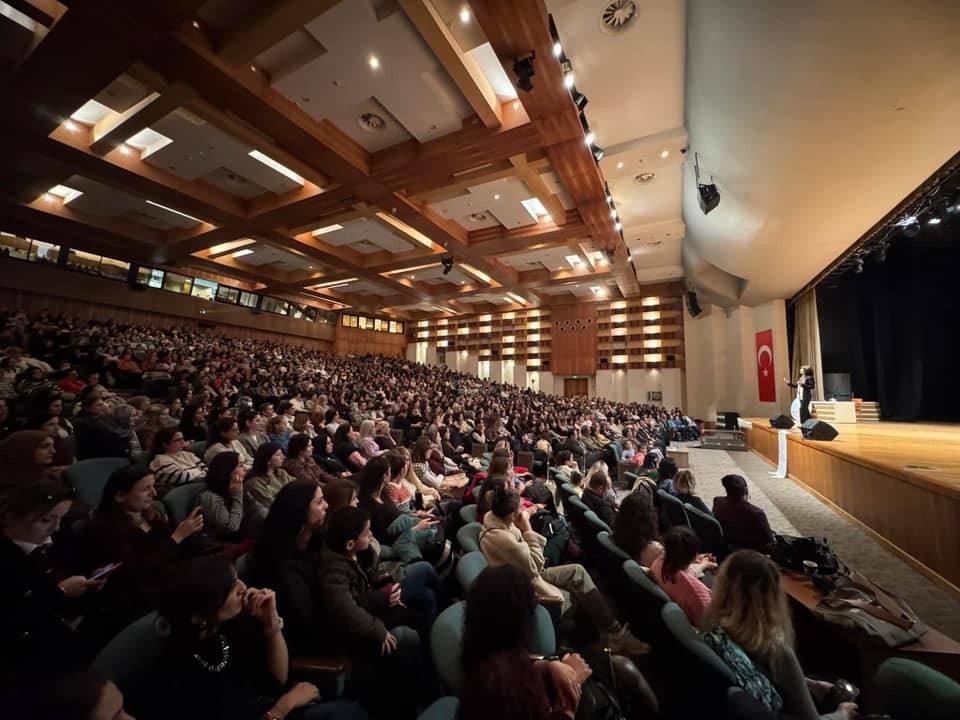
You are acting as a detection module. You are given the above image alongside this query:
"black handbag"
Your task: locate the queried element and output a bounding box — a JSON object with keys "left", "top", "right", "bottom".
{"left": 771, "top": 534, "right": 840, "bottom": 575}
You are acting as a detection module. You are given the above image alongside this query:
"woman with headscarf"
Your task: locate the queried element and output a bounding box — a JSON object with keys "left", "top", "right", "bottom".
{"left": 0, "top": 430, "right": 59, "bottom": 497}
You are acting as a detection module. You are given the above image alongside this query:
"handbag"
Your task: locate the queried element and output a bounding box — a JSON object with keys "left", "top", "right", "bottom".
{"left": 771, "top": 534, "right": 840, "bottom": 575}
{"left": 813, "top": 570, "right": 928, "bottom": 648}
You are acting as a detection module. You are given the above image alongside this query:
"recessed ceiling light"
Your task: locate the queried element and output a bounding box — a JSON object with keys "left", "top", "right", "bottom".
{"left": 47, "top": 184, "right": 83, "bottom": 204}
{"left": 617, "top": 161, "right": 624, "bottom": 169}
{"left": 250, "top": 64, "right": 257, "bottom": 72}
{"left": 308, "top": 265, "right": 314, "bottom": 269}
{"left": 584, "top": 131, "right": 595, "bottom": 146}
{"left": 248, "top": 150, "right": 304, "bottom": 185}
{"left": 542, "top": 214, "right": 553, "bottom": 223}
{"left": 368, "top": 54, "right": 380, "bottom": 70}
{"left": 615, "top": 222, "right": 622, "bottom": 231}
{"left": 563, "top": 73, "right": 575, "bottom": 89}
{"left": 145, "top": 200, "right": 202, "bottom": 224}
{"left": 64, "top": 120, "right": 78, "bottom": 131}
{"left": 191, "top": 20, "right": 200, "bottom": 28}
{"left": 928, "top": 217, "right": 941, "bottom": 225}
{"left": 312, "top": 224, "right": 343, "bottom": 237}
{"left": 119, "top": 145, "right": 131, "bottom": 155}
{"left": 459, "top": 5, "right": 470, "bottom": 23}
{"left": 513, "top": 100, "right": 521, "bottom": 110}
{"left": 493, "top": 193, "right": 501, "bottom": 201}
{"left": 232, "top": 249, "right": 254, "bottom": 258}
{"left": 408, "top": 275, "right": 415, "bottom": 280}
{"left": 610, "top": 209, "right": 617, "bottom": 219}
{"left": 660, "top": 149, "right": 670, "bottom": 158}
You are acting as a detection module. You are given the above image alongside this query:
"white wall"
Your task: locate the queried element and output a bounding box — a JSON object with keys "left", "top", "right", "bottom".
{"left": 683, "top": 300, "right": 791, "bottom": 420}
{"left": 595, "top": 368, "right": 684, "bottom": 408}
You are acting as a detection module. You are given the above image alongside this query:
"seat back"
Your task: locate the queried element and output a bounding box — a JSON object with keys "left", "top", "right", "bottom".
{"left": 189, "top": 440, "right": 207, "bottom": 460}
{"left": 661, "top": 602, "right": 735, "bottom": 706}
{"left": 235, "top": 552, "right": 253, "bottom": 583}
{"left": 559, "top": 482, "right": 577, "bottom": 497}
{"left": 871, "top": 657, "right": 960, "bottom": 720}
{"left": 566, "top": 494, "right": 588, "bottom": 520}
{"left": 596, "top": 531, "right": 631, "bottom": 610}
{"left": 657, "top": 489, "right": 690, "bottom": 528}
{"left": 726, "top": 687, "right": 779, "bottom": 720}
{"left": 620, "top": 559, "right": 670, "bottom": 644}
{"left": 456, "top": 522, "right": 483, "bottom": 553}
{"left": 417, "top": 697, "right": 460, "bottom": 720}
{"left": 458, "top": 503, "right": 478, "bottom": 525}
{"left": 90, "top": 612, "right": 170, "bottom": 696}
{"left": 471, "top": 442, "right": 485, "bottom": 458}
{"left": 64, "top": 457, "right": 130, "bottom": 507}
{"left": 456, "top": 552, "right": 487, "bottom": 592}
{"left": 516, "top": 450, "right": 534, "bottom": 473}
{"left": 685, "top": 503, "right": 726, "bottom": 556}
{"left": 584, "top": 509, "right": 612, "bottom": 535}
{"left": 161, "top": 481, "right": 207, "bottom": 525}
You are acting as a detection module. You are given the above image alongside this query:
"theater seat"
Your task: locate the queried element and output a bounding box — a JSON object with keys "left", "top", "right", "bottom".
{"left": 684, "top": 503, "right": 727, "bottom": 557}
{"left": 456, "top": 551, "right": 487, "bottom": 592}
{"left": 870, "top": 658, "right": 960, "bottom": 720}
{"left": 456, "top": 522, "right": 483, "bottom": 553}
{"left": 417, "top": 697, "right": 459, "bottom": 720}
{"left": 91, "top": 612, "right": 169, "bottom": 700}
{"left": 657, "top": 489, "right": 690, "bottom": 528}
{"left": 584, "top": 509, "right": 612, "bottom": 535}
{"left": 458, "top": 503, "right": 478, "bottom": 524}
{"left": 661, "top": 602, "right": 735, "bottom": 715}
{"left": 64, "top": 457, "right": 130, "bottom": 507}
{"left": 162, "top": 481, "right": 207, "bottom": 525}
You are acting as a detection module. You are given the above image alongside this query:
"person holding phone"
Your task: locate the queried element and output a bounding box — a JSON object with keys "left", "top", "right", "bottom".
{"left": 0, "top": 480, "right": 111, "bottom": 674}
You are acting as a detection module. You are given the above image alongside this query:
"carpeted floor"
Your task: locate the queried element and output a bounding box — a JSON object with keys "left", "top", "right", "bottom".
{"left": 682, "top": 446, "right": 960, "bottom": 641}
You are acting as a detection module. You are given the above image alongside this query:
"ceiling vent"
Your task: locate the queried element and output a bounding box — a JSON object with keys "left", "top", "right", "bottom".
{"left": 357, "top": 112, "right": 387, "bottom": 132}
{"left": 600, "top": 0, "right": 638, "bottom": 34}
{"left": 469, "top": 212, "right": 489, "bottom": 222}
{"left": 634, "top": 171, "right": 656, "bottom": 184}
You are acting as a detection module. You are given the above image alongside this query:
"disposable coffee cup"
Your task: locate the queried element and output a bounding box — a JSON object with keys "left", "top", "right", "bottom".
{"left": 802, "top": 560, "right": 818, "bottom": 575}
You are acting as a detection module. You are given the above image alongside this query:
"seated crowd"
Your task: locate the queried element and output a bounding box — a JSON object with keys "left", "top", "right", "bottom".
{"left": 0, "top": 308, "right": 946, "bottom": 719}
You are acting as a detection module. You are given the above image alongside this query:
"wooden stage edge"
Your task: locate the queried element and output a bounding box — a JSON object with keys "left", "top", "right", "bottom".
{"left": 743, "top": 419, "right": 960, "bottom": 602}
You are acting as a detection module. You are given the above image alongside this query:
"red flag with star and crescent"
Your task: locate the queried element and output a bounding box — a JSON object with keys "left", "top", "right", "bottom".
{"left": 756, "top": 329, "right": 776, "bottom": 402}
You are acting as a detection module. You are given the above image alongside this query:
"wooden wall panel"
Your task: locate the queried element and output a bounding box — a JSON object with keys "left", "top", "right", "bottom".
{"left": 0, "top": 258, "right": 335, "bottom": 350}
{"left": 335, "top": 324, "right": 407, "bottom": 357}
{"left": 550, "top": 304, "right": 597, "bottom": 377}
{"left": 747, "top": 424, "right": 960, "bottom": 595}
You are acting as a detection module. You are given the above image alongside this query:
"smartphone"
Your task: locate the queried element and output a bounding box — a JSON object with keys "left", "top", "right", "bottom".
{"left": 89, "top": 562, "right": 122, "bottom": 580}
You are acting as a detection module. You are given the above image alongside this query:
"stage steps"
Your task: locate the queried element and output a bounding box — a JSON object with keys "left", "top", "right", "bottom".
{"left": 857, "top": 401, "right": 881, "bottom": 422}
{"left": 811, "top": 400, "right": 882, "bottom": 423}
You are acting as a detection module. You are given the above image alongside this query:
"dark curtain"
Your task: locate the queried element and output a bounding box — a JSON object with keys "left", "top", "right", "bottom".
{"left": 816, "top": 226, "right": 960, "bottom": 422}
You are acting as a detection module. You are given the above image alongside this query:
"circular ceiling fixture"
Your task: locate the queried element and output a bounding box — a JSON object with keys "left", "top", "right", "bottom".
{"left": 634, "top": 171, "right": 657, "bottom": 184}
{"left": 357, "top": 112, "right": 386, "bottom": 132}
{"left": 469, "top": 212, "right": 488, "bottom": 222}
{"left": 600, "top": 0, "right": 638, "bottom": 34}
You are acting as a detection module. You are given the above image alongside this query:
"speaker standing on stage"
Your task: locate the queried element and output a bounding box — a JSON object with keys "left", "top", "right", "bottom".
{"left": 784, "top": 366, "right": 815, "bottom": 424}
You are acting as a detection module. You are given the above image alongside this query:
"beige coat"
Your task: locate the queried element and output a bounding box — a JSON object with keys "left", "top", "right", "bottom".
{"left": 479, "top": 512, "right": 565, "bottom": 604}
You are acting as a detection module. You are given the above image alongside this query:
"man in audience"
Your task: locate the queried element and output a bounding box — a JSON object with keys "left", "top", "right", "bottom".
{"left": 712, "top": 474, "right": 775, "bottom": 553}
{"left": 581, "top": 469, "right": 618, "bottom": 530}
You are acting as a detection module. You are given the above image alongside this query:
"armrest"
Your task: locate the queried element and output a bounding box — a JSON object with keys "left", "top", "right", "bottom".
{"left": 290, "top": 655, "right": 349, "bottom": 675}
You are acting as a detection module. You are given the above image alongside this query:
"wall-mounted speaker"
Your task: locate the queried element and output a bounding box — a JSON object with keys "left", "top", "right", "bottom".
{"left": 801, "top": 419, "right": 838, "bottom": 441}
{"left": 686, "top": 289, "right": 702, "bottom": 318}
{"left": 770, "top": 414, "right": 794, "bottom": 429}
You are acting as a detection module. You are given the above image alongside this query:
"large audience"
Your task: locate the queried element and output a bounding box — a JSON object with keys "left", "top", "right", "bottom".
{"left": 0, "top": 307, "right": 950, "bottom": 719}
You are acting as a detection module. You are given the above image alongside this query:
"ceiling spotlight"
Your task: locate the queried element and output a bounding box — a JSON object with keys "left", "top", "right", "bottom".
{"left": 512, "top": 53, "right": 536, "bottom": 93}
{"left": 64, "top": 120, "right": 78, "bottom": 131}
{"left": 571, "top": 89, "right": 588, "bottom": 111}
{"left": 552, "top": 41, "right": 562, "bottom": 58}
{"left": 615, "top": 221, "right": 622, "bottom": 231}
{"left": 441, "top": 255, "right": 454, "bottom": 275}
{"left": 584, "top": 131, "right": 595, "bottom": 146}
{"left": 493, "top": 193, "right": 501, "bottom": 200}
{"left": 459, "top": 5, "right": 471, "bottom": 23}
{"left": 592, "top": 145, "right": 605, "bottom": 162}
{"left": 900, "top": 217, "right": 920, "bottom": 237}
{"left": 191, "top": 20, "right": 200, "bottom": 29}
{"left": 927, "top": 217, "right": 941, "bottom": 225}
{"left": 660, "top": 149, "right": 670, "bottom": 159}
{"left": 368, "top": 54, "right": 380, "bottom": 70}
{"left": 610, "top": 209, "right": 617, "bottom": 219}
{"left": 617, "top": 161, "right": 624, "bottom": 169}
{"left": 563, "top": 72, "right": 575, "bottom": 89}
{"left": 853, "top": 256, "right": 864, "bottom": 274}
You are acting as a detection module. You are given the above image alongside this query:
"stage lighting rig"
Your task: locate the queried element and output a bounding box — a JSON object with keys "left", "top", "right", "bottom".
{"left": 441, "top": 255, "right": 454, "bottom": 275}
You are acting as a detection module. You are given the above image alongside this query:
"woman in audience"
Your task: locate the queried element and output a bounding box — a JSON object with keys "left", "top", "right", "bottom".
{"left": 672, "top": 469, "right": 712, "bottom": 515}
{"left": 177, "top": 402, "right": 207, "bottom": 442}
{"left": 237, "top": 409, "right": 268, "bottom": 457}
{"left": 704, "top": 551, "right": 858, "bottom": 720}
{"left": 324, "top": 477, "right": 359, "bottom": 513}
{"left": 460, "top": 564, "right": 593, "bottom": 720}
{"left": 267, "top": 413, "right": 292, "bottom": 452}
{"left": 613, "top": 489, "right": 663, "bottom": 568}
{"left": 283, "top": 432, "right": 332, "bottom": 485}
{"left": 650, "top": 527, "right": 715, "bottom": 626}
{"left": 581, "top": 469, "right": 618, "bottom": 530}
{"left": 479, "top": 486, "right": 647, "bottom": 657}
{"left": 312, "top": 431, "right": 351, "bottom": 477}
{"left": 290, "top": 412, "right": 315, "bottom": 440}
{"left": 410, "top": 435, "right": 444, "bottom": 490}
{"left": 142, "top": 554, "right": 366, "bottom": 720}
{"left": 393, "top": 445, "right": 441, "bottom": 508}
{"left": 358, "top": 419, "right": 384, "bottom": 459}
{"left": 656, "top": 457, "right": 678, "bottom": 493}
{"left": 333, "top": 423, "right": 366, "bottom": 471}
{"left": 712, "top": 474, "right": 775, "bottom": 553}
{"left": 0, "top": 481, "right": 108, "bottom": 674}
{"left": 6, "top": 425, "right": 66, "bottom": 485}
{"left": 205, "top": 417, "right": 254, "bottom": 469}
{"left": 27, "top": 411, "right": 75, "bottom": 466}
{"left": 198, "top": 451, "right": 257, "bottom": 541}
{"left": 373, "top": 420, "right": 396, "bottom": 451}
{"left": 245, "top": 442, "right": 294, "bottom": 516}
{"left": 149, "top": 427, "right": 206, "bottom": 496}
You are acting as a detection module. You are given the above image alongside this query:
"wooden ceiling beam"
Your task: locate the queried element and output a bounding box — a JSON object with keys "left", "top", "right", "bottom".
{"left": 469, "top": 215, "right": 588, "bottom": 256}
{"left": 214, "top": 0, "right": 343, "bottom": 66}
{"left": 398, "top": 0, "right": 501, "bottom": 129}
{"left": 4, "top": 0, "right": 65, "bottom": 28}
{"left": 510, "top": 153, "right": 566, "bottom": 223}
{"left": 89, "top": 85, "right": 193, "bottom": 155}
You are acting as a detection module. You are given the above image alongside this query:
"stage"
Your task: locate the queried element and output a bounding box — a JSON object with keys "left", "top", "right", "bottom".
{"left": 743, "top": 419, "right": 960, "bottom": 596}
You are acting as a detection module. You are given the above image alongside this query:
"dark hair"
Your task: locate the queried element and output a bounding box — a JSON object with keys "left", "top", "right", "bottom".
{"left": 277, "top": 400, "right": 292, "bottom": 415}
{"left": 641, "top": 452, "right": 659, "bottom": 470}
{"left": 179, "top": 402, "right": 202, "bottom": 428}
{"left": 324, "top": 407, "right": 339, "bottom": 424}
{"left": 212, "top": 416, "right": 238, "bottom": 444}
{"left": 569, "top": 470, "right": 584, "bottom": 487}
{"left": 462, "top": 565, "right": 537, "bottom": 672}
{"left": 385, "top": 450, "right": 406, "bottom": 479}
{"left": 249, "top": 441, "right": 283, "bottom": 477}
{"left": 588, "top": 469, "right": 610, "bottom": 491}
{"left": 477, "top": 473, "right": 509, "bottom": 518}
{"left": 489, "top": 486, "right": 521, "bottom": 519}
{"left": 254, "top": 481, "right": 323, "bottom": 567}
{"left": 722, "top": 474, "right": 748, "bottom": 500}
{"left": 287, "top": 432, "right": 311, "bottom": 459}
{"left": 333, "top": 422, "right": 354, "bottom": 448}
{"left": 326, "top": 506, "right": 370, "bottom": 553}
{"left": 357, "top": 455, "right": 389, "bottom": 497}
{"left": 238, "top": 409, "right": 258, "bottom": 432}
{"left": 98, "top": 465, "right": 151, "bottom": 513}
{"left": 153, "top": 426, "right": 181, "bottom": 455}
{"left": 25, "top": 412, "right": 58, "bottom": 431}
{"left": 0, "top": 479, "right": 74, "bottom": 520}
{"left": 661, "top": 526, "right": 700, "bottom": 583}
{"left": 324, "top": 478, "right": 359, "bottom": 514}
{"left": 486, "top": 454, "right": 511, "bottom": 480}
{"left": 79, "top": 393, "right": 101, "bottom": 410}
{"left": 154, "top": 555, "right": 237, "bottom": 638}
{"left": 206, "top": 451, "right": 240, "bottom": 503}
{"left": 556, "top": 450, "right": 572, "bottom": 465}
{"left": 410, "top": 435, "right": 432, "bottom": 463}
{"left": 614, "top": 489, "right": 659, "bottom": 558}
{"left": 657, "top": 457, "right": 678, "bottom": 482}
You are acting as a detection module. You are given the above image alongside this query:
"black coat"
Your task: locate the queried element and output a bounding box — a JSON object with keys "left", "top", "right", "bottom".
{"left": 581, "top": 487, "right": 618, "bottom": 531}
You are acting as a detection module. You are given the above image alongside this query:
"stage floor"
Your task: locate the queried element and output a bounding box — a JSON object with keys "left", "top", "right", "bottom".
{"left": 743, "top": 419, "right": 960, "bottom": 499}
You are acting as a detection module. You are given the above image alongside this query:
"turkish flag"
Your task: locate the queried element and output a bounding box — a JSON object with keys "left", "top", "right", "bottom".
{"left": 756, "top": 329, "right": 776, "bottom": 402}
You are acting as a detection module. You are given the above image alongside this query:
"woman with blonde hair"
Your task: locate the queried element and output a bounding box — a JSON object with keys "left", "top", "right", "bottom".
{"left": 394, "top": 445, "right": 440, "bottom": 507}
{"left": 704, "top": 551, "right": 857, "bottom": 720}
{"left": 358, "top": 419, "right": 384, "bottom": 459}
{"left": 672, "top": 469, "right": 711, "bottom": 515}
{"left": 373, "top": 420, "right": 396, "bottom": 451}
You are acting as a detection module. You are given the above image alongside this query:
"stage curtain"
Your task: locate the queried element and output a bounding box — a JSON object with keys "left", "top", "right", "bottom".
{"left": 791, "top": 288, "right": 824, "bottom": 401}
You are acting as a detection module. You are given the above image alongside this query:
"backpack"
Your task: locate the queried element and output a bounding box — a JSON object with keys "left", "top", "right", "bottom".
{"left": 530, "top": 511, "right": 573, "bottom": 567}
{"left": 703, "top": 625, "right": 783, "bottom": 712}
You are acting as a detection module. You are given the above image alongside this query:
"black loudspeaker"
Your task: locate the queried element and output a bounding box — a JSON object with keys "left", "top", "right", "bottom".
{"left": 801, "top": 419, "right": 838, "bottom": 441}
{"left": 770, "top": 414, "right": 794, "bottom": 429}
{"left": 698, "top": 182, "right": 721, "bottom": 214}
{"left": 720, "top": 411, "right": 740, "bottom": 430}
{"left": 686, "top": 290, "right": 702, "bottom": 318}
